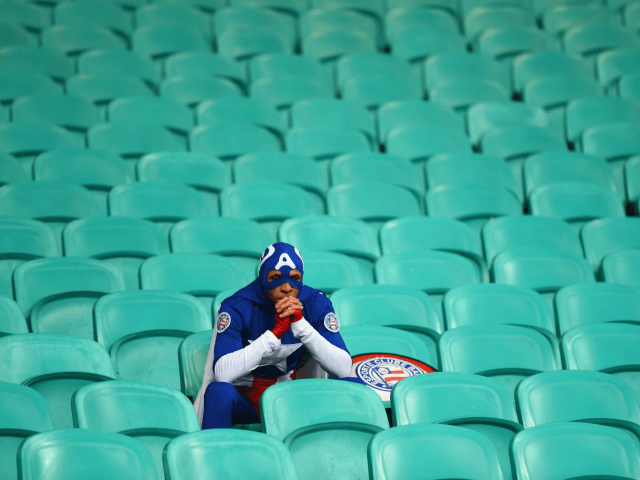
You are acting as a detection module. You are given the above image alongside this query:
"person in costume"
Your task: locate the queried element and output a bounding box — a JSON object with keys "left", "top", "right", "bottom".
{"left": 194, "top": 242, "right": 354, "bottom": 429}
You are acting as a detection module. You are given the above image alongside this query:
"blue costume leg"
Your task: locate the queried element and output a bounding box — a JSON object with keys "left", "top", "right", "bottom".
{"left": 202, "top": 382, "right": 260, "bottom": 429}
{"left": 340, "top": 376, "right": 368, "bottom": 386}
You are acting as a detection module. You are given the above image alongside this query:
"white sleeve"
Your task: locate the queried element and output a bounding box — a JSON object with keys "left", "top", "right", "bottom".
{"left": 214, "top": 331, "right": 281, "bottom": 383}
{"left": 290, "top": 318, "right": 352, "bottom": 379}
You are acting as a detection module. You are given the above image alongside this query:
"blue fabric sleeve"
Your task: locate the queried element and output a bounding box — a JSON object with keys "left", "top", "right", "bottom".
{"left": 212, "top": 303, "right": 245, "bottom": 372}
{"left": 307, "top": 292, "right": 350, "bottom": 354}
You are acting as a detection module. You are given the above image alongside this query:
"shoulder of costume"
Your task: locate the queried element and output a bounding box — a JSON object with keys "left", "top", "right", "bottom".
{"left": 299, "top": 285, "right": 331, "bottom": 304}
{"left": 220, "top": 279, "right": 271, "bottom": 312}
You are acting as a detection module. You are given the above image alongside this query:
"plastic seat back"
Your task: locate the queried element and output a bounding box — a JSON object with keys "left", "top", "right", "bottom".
{"left": 160, "top": 75, "right": 242, "bottom": 108}
{"left": 387, "top": 124, "right": 472, "bottom": 162}
{"left": 164, "top": 429, "right": 299, "bottom": 480}
{"left": 136, "top": 4, "right": 210, "bottom": 35}
{"left": 41, "top": 25, "right": 127, "bottom": 56}
{"left": 132, "top": 24, "right": 210, "bottom": 60}
{"left": 0, "top": 46, "right": 74, "bottom": 82}
{"left": 430, "top": 78, "right": 510, "bottom": 112}
{"left": 512, "top": 50, "right": 592, "bottom": 94}
{"left": 77, "top": 49, "right": 161, "bottom": 89}
{"left": 285, "top": 126, "right": 371, "bottom": 161}
{"left": 392, "top": 26, "right": 466, "bottom": 64}
{"left": 369, "top": 423, "right": 504, "bottom": 480}
{"left": 467, "top": 101, "right": 548, "bottom": 145}
{"left": 0, "top": 153, "right": 29, "bottom": 185}
{"left": 67, "top": 73, "right": 154, "bottom": 106}
{"left": 478, "top": 27, "right": 556, "bottom": 63}
{"left": 14, "top": 257, "right": 125, "bottom": 339}
{"left": 566, "top": 96, "right": 640, "bottom": 144}
{"left": 302, "top": 28, "right": 376, "bottom": 64}
{"left": 250, "top": 76, "right": 332, "bottom": 110}
{"left": 602, "top": 249, "right": 640, "bottom": 287}
{"left": 340, "top": 325, "right": 432, "bottom": 363}
{"left": 511, "top": 422, "right": 640, "bottom": 480}
{"left": 217, "top": 27, "right": 290, "bottom": 62}
{"left": 581, "top": 217, "right": 640, "bottom": 269}
{"left": 18, "top": 429, "right": 157, "bottom": 480}
{"left": 165, "top": 52, "right": 245, "bottom": 90}
{"left": 190, "top": 123, "right": 281, "bottom": 161}
{"left": 597, "top": 47, "right": 640, "bottom": 93}
{"left": 302, "top": 250, "right": 367, "bottom": 293}
{"left": 249, "top": 52, "right": 326, "bottom": 84}
{"left": 564, "top": 23, "right": 640, "bottom": 58}
{"left": 341, "top": 74, "right": 423, "bottom": 110}
{"left": 109, "top": 96, "right": 194, "bottom": 136}
{"left": 0, "top": 297, "right": 27, "bottom": 336}
{"left": 424, "top": 51, "right": 510, "bottom": 94}
{"left": 178, "top": 330, "right": 213, "bottom": 399}
{"left": 481, "top": 125, "right": 567, "bottom": 162}
{"left": 198, "top": 97, "right": 286, "bottom": 138}
{"left": 12, "top": 94, "right": 102, "bottom": 132}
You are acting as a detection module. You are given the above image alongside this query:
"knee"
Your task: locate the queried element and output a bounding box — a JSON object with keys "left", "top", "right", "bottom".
{"left": 204, "top": 382, "right": 237, "bottom": 406}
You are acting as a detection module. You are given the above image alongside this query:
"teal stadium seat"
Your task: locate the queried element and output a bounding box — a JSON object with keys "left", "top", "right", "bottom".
{"left": 248, "top": 52, "right": 329, "bottom": 89}
{"left": 53, "top": 1, "right": 133, "bottom": 39}
{"left": 510, "top": 423, "right": 640, "bottom": 480}
{"left": 302, "top": 8, "right": 378, "bottom": 46}
{"left": 302, "top": 28, "right": 376, "bottom": 64}
{"left": 385, "top": 7, "right": 459, "bottom": 46}
{"left": 377, "top": 100, "right": 464, "bottom": 145}
{"left": 0, "top": 153, "right": 28, "bottom": 185}
{"left": 327, "top": 182, "right": 421, "bottom": 232}
{"left": 0, "top": 217, "right": 58, "bottom": 299}
{"left": 562, "top": 322, "right": 640, "bottom": 398}
{"left": 387, "top": 124, "right": 472, "bottom": 162}
{"left": 530, "top": 182, "right": 625, "bottom": 229}
{"left": 234, "top": 152, "right": 327, "bottom": 210}
{"left": 444, "top": 283, "right": 555, "bottom": 338}
{"left": 482, "top": 215, "right": 583, "bottom": 264}
{"left": 566, "top": 96, "right": 640, "bottom": 146}
{"left": 0, "top": 296, "right": 27, "bottom": 336}
{"left": 0, "top": 0, "right": 49, "bottom": 34}
{"left": 467, "top": 102, "right": 548, "bottom": 145}
{"left": 285, "top": 127, "right": 371, "bottom": 163}
{"left": 0, "top": 20, "right": 37, "bottom": 48}
{"left": 73, "top": 381, "right": 200, "bottom": 480}
{"left": 478, "top": 27, "right": 556, "bottom": 63}
{"left": 138, "top": 152, "right": 231, "bottom": 204}
{"left": 77, "top": 49, "right": 161, "bottom": 90}
{"left": 132, "top": 24, "right": 211, "bottom": 61}
{"left": 14, "top": 257, "right": 125, "bottom": 338}
{"left": 160, "top": 75, "right": 242, "bottom": 108}
{"left": 34, "top": 149, "right": 133, "bottom": 214}
{"left": 140, "top": 253, "right": 250, "bottom": 314}
{"left": 0, "top": 46, "right": 74, "bottom": 83}
{"left": 429, "top": 79, "right": 510, "bottom": 113}
{"left": 369, "top": 423, "right": 504, "bottom": 480}
{"left": 250, "top": 76, "right": 333, "bottom": 110}
{"left": 165, "top": 52, "right": 246, "bottom": 92}
{"left": 170, "top": 217, "right": 270, "bottom": 281}
{"left": 581, "top": 217, "right": 640, "bottom": 270}
{"left": 423, "top": 52, "right": 510, "bottom": 96}
{"left": 0, "top": 333, "right": 115, "bottom": 429}
{"left": 94, "top": 290, "right": 211, "bottom": 389}
{"left": 340, "top": 325, "right": 432, "bottom": 363}
{"left": 620, "top": 73, "right": 640, "bottom": 102}
{"left": 18, "top": 429, "right": 157, "bottom": 480}
{"left": 0, "top": 182, "right": 100, "bottom": 247}
{"left": 564, "top": 23, "right": 640, "bottom": 59}
{"left": 512, "top": 50, "right": 593, "bottom": 95}
{"left": 291, "top": 99, "right": 375, "bottom": 146}
{"left": 597, "top": 47, "right": 640, "bottom": 94}
{"left": 41, "top": 25, "right": 127, "bottom": 57}
{"left": 391, "top": 373, "right": 521, "bottom": 480}
{"left": 626, "top": 2, "right": 640, "bottom": 30}
{"left": 108, "top": 182, "right": 216, "bottom": 232}
{"left": 626, "top": 155, "right": 640, "bottom": 203}
{"left": 465, "top": 6, "right": 535, "bottom": 50}
{"left": 341, "top": 73, "right": 423, "bottom": 110}
{"left": 190, "top": 123, "right": 281, "bottom": 161}
{"left": 67, "top": 73, "right": 154, "bottom": 110}
{"left": 163, "top": 429, "right": 299, "bottom": 480}
{"left": 602, "top": 249, "right": 640, "bottom": 288}
{"left": 218, "top": 26, "right": 290, "bottom": 62}
{"left": 392, "top": 26, "right": 466, "bottom": 64}
{"left": 63, "top": 217, "right": 170, "bottom": 290}
{"left": 331, "top": 153, "right": 424, "bottom": 200}
{"left": 136, "top": 4, "right": 210, "bottom": 36}
{"left": 215, "top": 7, "right": 295, "bottom": 50}
{"left": 198, "top": 97, "right": 286, "bottom": 139}
{"left": 336, "top": 52, "right": 419, "bottom": 91}
{"left": 516, "top": 371, "right": 640, "bottom": 449}
{"left": 0, "top": 68, "right": 62, "bottom": 116}
{"left": 426, "top": 153, "right": 520, "bottom": 199}
{"left": 178, "top": 329, "right": 213, "bottom": 400}
{"left": 109, "top": 96, "right": 194, "bottom": 140}
{"left": 543, "top": 4, "right": 615, "bottom": 39}
{"left": 439, "top": 324, "right": 560, "bottom": 392}
{"left": 261, "top": 379, "right": 388, "bottom": 480}
{"left": 331, "top": 284, "right": 444, "bottom": 367}
{"left": 0, "top": 382, "right": 52, "bottom": 480}
{"left": 220, "top": 182, "right": 322, "bottom": 241}
{"left": 301, "top": 250, "right": 367, "bottom": 293}
{"left": 312, "top": 0, "right": 385, "bottom": 20}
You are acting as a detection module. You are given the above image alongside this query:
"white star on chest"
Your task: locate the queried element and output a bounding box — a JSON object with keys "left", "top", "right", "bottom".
{"left": 249, "top": 340, "right": 303, "bottom": 373}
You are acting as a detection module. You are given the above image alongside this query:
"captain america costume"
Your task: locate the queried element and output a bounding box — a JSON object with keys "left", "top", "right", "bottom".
{"left": 193, "top": 242, "right": 355, "bottom": 429}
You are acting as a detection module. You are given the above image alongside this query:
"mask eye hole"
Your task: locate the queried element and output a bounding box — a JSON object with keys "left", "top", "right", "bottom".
{"left": 290, "top": 270, "right": 301, "bottom": 282}
{"left": 267, "top": 270, "right": 281, "bottom": 282}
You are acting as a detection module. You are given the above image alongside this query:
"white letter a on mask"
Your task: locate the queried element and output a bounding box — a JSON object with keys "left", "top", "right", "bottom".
{"left": 275, "top": 253, "right": 296, "bottom": 271}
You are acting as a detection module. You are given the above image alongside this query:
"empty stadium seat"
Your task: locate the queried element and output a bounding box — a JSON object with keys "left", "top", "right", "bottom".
{"left": 336, "top": 52, "right": 417, "bottom": 89}
{"left": 220, "top": 182, "right": 322, "bottom": 241}
{"left": 478, "top": 27, "right": 556, "bottom": 63}
{"left": 77, "top": 49, "right": 161, "bottom": 90}
{"left": 42, "top": 25, "right": 126, "bottom": 57}
{"left": 511, "top": 422, "right": 640, "bottom": 480}
{"left": 391, "top": 373, "right": 521, "bottom": 479}
{"left": 529, "top": 182, "right": 625, "bottom": 229}
{"left": 66, "top": 72, "right": 154, "bottom": 107}
{"left": 0, "top": 382, "right": 52, "bottom": 480}
{"left": 0, "top": 182, "right": 101, "bottom": 246}
{"left": 424, "top": 52, "right": 510, "bottom": 95}
{"left": 626, "top": 155, "right": 640, "bottom": 203}
{"left": 0, "top": 21, "right": 37, "bottom": 48}
{"left": 483, "top": 215, "right": 583, "bottom": 263}
{"left": 164, "top": 429, "right": 299, "bottom": 480}
{"left": 340, "top": 325, "right": 432, "bottom": 364}
{"left": 564, "top": 23, "right": 640, "bottom": 59}
{"left": 73, "top": 381, "right": 200, "bottom": 479}
{"left": 54, "top": 1, "right": 132, "bottom": 39}
{"left": 566, "top": 96, "right": 640, "bottom": 146}
{"left": 218, "top": 27, "right": 290, "bottom": 62}
{"left": 466, "top": 6, "right": 535, "bottom": 49}
{"left": 248, "top": 52, "right": 328, "bottom": 88}
{"left": 251, "top": 75, "right": 333, "bottom": 113}
{"left": 301, "top": 250, "right": 366, "bottom": 292}
{"left": 140, "top": 253, "right": 250, "bottom": 313}
{"left": 197, "top": 97, "right": 286, "bottom": 139}
{"left": 108, "top": 96, "right": 193, "bottom": 140}
{"left": 261, "top": 379, "right": 387, "bottom": 480}
{"left": 34, "top": 149, "right": 133, "bottom": 214}
{"left": 94, "top": 290, "right": 211, "bottom": 389}
{"left": 165, "top": 52, "right": 246, "bottom": 91}
{"left": 602, "top": 249, "right": 640, "bottom": 288}
{"left": 620, "top": 73, "right": 640, "bottom": 102}
{"left": 332, "top": 284, "right": 444, "bottom": 367}
{"left": 215, "top": 7, "right": 294, "bottom": 49}
{"left": 377, "top": 100, "right": 464, "bottom": 144}
{"left": 439, "top": 324, "right": 560, "bottom": 392}
{"left": 0, "top": 296, "right": 27, "bottom": 336}
{"left": 387, "top": 124, "right": 472, "bottom": 162}
{"left": 63, "top": 217, "right": 169, "bottom": 290}
{"left": 18, "top": 429, "right": 157, "bottom": 479}
{"left": 178, "top": 329, "right": 213, "bottom": 400}
{"left": 108, "top": 182, "right": 216, "bottom": 232}
{"left": 0, "top": 333, "right": 115, "bottom": 429}
{"left": 301, "top": 8, "right": 378, "bottom": 45}
{"left": 133, "top": 24, "right": 211, "bottom": 60}
{"left": 392, "top": 26, "right": 466, "bottom": 63}
{"left": 429, "top": 79, "right": 510, "bottom": 112}
{"left": 512, "top": 50, "right": 593, "bottom": 94}
{"left": 160, "top": 75, "right": 242, "bottom": 108}
{"left": 0, "top": 68, "right": 61, "bottom": 110}
{"left": 444, "top": 284, "right": 555, "bottom": 338}
{"left": 136, "top": 4, "right": 210, "bottom": 35}
{"left": 0, "top": 0, "right": 49, "bottom": 33}
{"left": 302, "top": 28, "right": 376, "bottom": 63}
{"left": 543, "top": 3, "right": 614, "bottom": 39}
{"left": 0, "top": 46, "right": 74, "bottom": 83}
{"left": 426, "top": 184, "right": 522, "bottom": 234}
{"left": 597, "top": 47, "right": 640, "bottom": 94}
{"left": 0, "top": 153, "right": 28, "bottom": 185}
{"left": 581, "top": 217, "right": 640, "bottom": 270}
{"left": 327, "top": 183, "right": 422, "bottom": 232}
{"left": 285, "top": 127, "right": 371, "bottom": 163}
{"left": 480, "top": 125, "right": 567, "bottom": 164}
{"left": 369, "top": 423, "right": 504, "bottom": 480}
{"left": 190, "top": 123, "right": 281, "bottom": 161}
{"left": 467, "top": 102, "right": 548, "bottom": 145}
{"left": 279, "top": 215, "right": 380, "bottom": 283}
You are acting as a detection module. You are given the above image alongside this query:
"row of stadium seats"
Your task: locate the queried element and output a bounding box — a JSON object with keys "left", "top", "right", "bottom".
{"left": 3, "top": 366, "right": 640, "bottom": 478}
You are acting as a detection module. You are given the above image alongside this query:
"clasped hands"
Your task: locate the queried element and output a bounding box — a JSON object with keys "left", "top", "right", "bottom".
{"left": 271, "top": 296, "right": 303, "bottom": 339}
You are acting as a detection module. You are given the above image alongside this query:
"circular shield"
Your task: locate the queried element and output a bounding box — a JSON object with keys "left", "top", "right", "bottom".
{"left": 350, "top": 353, "right": 436, "bottom": 402}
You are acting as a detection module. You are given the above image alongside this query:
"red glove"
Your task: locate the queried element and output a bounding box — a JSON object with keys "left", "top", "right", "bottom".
{"left": 290, "top": 309, "right": 303, "bottom": 323}
{"left": 271, "top": 313, "right": 291, "bottom": 339}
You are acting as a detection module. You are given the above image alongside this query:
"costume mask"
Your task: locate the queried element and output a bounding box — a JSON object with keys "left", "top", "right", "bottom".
{"left": 258, "top": 242, "right": 304, "bottom": 299}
